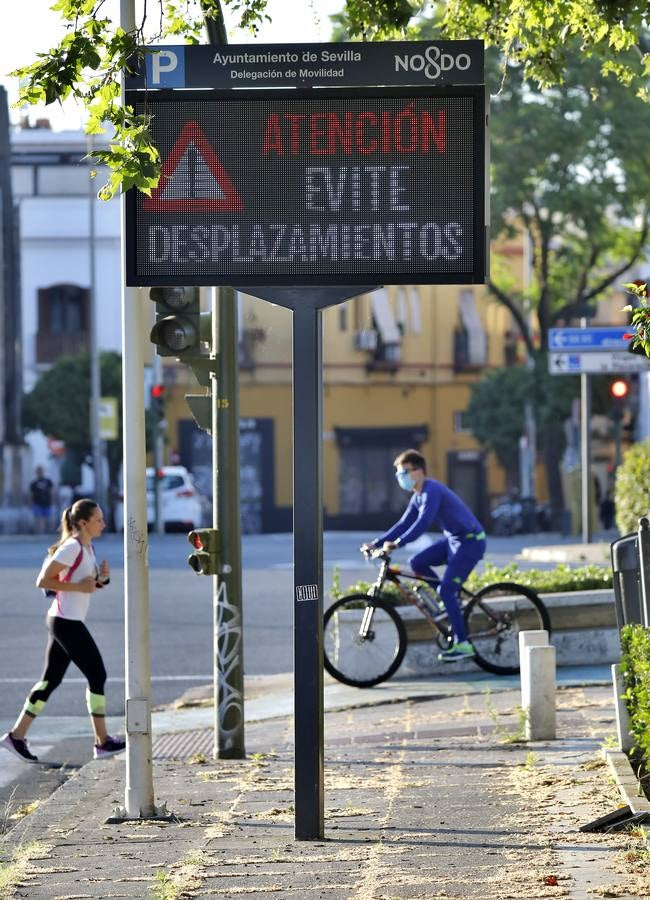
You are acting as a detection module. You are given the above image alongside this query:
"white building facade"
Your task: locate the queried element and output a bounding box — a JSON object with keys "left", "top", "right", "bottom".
{"left": 11, "top": 125, "right": 122, "bottom": 474}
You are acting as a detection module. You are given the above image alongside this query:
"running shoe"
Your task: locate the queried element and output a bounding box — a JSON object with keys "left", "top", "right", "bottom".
{"left": 0, "top": 731, "right": 39, "bottom": 763}
{"left": 438, "top": 641, "right": 475, "bottom": 663}
{"left": 93, "top": 735, "right": 126, "bottom": 759}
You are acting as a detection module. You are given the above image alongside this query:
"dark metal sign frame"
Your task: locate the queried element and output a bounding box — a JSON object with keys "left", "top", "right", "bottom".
{"left": 126, "top": 40, "right": 488, "bottom": 842}
{"left": 125, "top": 85, "right": 488, "bottom": 288}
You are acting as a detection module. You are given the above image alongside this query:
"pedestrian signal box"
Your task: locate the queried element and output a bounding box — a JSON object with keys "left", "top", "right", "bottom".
{"left": 187, "top": 528, "right": 220, "bottom": 576}
{"left": 126, "top": 86, "right": 488, "bottom": 286}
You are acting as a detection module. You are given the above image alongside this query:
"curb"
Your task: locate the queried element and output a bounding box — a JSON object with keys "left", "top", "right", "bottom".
{"left": 1, "top": 756, "right": 123, "bottom": 852}
{"left": 605, "top": 748, "right": 650, "bottom": 842}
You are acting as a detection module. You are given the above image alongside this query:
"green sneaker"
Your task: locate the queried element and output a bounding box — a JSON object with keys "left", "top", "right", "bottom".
{"left": 438, "top": 640, "right": 475, "bottom": 663}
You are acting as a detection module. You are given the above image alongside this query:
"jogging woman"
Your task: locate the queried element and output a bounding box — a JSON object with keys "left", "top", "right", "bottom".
{"left": 1, "top": 499, "right": 125, "bottom": 763}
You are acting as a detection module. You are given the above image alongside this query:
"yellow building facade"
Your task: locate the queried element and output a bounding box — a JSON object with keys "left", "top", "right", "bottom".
{"left": 161, "top": 258, "right": 524, "bottom": 532}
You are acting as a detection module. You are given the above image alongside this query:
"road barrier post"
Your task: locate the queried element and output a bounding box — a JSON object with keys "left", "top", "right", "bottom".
{"left": 523, "top": 644, "right": 556, "bottom": 741}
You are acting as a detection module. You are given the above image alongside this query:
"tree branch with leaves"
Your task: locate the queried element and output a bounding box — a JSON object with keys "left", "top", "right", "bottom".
{"left": 10, "top": 0, "right": 258, "bottom": 198}
{"left": 11, "top": 1, "right": 650, "bottom": 200}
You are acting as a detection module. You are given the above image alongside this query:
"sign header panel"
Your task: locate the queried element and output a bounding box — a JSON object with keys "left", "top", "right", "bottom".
{"left": 126, "top": 86, "right": 487, "bottom": 286}
{"left": 126, "top": 41, "right": 484, "bottom": 90}
{"left": 548, "top": 327, "right": 629, "bottom": 352}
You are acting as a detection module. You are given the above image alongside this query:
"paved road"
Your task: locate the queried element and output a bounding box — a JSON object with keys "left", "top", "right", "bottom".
{"left": 0, "top": 529, "right": 610, "bottom": 740}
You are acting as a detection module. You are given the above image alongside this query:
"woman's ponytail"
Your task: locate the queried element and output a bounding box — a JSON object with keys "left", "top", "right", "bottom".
{"left": 48, "top": 500, "right": 97, "bottom": 555}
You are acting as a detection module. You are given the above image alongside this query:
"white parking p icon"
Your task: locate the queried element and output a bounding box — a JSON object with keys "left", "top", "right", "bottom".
{"left": 151, "top": 50, "right": 178, "bottom": 85}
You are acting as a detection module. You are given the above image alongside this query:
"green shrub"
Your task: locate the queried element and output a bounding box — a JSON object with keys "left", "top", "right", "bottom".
{"left": 615, "top": 439, "right": 650, "bottom": 535}
{"left": 620, "top": 624, "right": 650, "bottom": 762}
{"left": 331, "top": 562, "right": 612, "bottom": 600}
{"left": 465, "top": 562, "right": 612, "bottom": 594}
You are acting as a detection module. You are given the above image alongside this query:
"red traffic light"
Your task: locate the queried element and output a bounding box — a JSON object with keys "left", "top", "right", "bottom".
{"left": 151, "top": 384, "right": 165, "bottom": 398}
{"left": 610, "top": 379, "right": 629, "bottom": 399}
{"left": 189, "top": 532, "right": 203, "bottom": 550}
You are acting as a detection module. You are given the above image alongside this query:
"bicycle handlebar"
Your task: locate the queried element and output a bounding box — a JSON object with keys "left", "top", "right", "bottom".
{"left": 360, "top": 546, "right": 390, "bottom": 562}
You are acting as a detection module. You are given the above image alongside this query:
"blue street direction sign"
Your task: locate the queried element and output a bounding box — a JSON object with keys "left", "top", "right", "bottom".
{"left": 548, "top": 327, "right": 629, "bottom": 352}
{"left": 549, "top": 350, "right": 649, "bottom": 375}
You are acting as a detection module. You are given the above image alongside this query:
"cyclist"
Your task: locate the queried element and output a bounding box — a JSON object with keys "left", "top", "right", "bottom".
{"left": 362, "top": 449, "right": 486, "bottom": 662}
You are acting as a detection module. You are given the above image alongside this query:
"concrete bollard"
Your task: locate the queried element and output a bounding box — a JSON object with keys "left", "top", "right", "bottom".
{"left": 518, "top": 630, "right": 549, "bottom": 698}
{"left": 612, "top": 663, "right": 633, "bottom": 753}
{"left": 522, "top": 644, "right": 556, "bottom": 740}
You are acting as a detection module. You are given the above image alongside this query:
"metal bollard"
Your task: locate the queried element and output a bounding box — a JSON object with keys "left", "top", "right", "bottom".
{"left": 638, "top": 517, "right": 650, "bottom": 627}
{"left": 518, "top": 630, "right": 549, "bottom": 701}
{"left": 522, "top": 644, "right": 556, "bottom": 740}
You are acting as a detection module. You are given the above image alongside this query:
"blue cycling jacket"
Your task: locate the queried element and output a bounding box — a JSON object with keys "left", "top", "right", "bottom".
{"left": 375, "top": 478, "right": 484, "bottom": 547}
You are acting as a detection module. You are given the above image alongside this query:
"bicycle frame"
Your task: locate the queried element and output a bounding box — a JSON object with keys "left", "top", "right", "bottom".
{"left": 363, "top": 552, "right": 454, "bottom": 640}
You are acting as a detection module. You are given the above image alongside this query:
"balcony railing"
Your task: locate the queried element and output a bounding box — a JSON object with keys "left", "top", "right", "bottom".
{"left": 366, "top": 342, "right": 401, "bottom": 373}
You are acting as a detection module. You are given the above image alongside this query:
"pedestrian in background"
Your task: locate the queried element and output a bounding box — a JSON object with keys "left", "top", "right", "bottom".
{"left": 29, "top": 466, "right": 54, "bottom": 534}
{"left": 600, "top": 492, "right": 616, "bottom": 530}
{"left": 1, "top": 499, "right": 125, "bottom": 763}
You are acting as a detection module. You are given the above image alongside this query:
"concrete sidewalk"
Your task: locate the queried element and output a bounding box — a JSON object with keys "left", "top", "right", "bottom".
{"left": 2, "top": 671, "right": 649, "bottom": 899}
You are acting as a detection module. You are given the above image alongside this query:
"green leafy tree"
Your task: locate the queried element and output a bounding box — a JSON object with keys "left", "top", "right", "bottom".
{"left": 464, "top": 358, "right": 579, "bottom": 497}
{"left": 486, "top": 52, "right": 650, "bottom": 356}
{"left": 12, "top": 1, "right": 650, "bottom": 199}
{"left": 338, "top": 0, "right": 650, "bottom": 99}
{"left": 614, "top": 439, "right": 650, "bottom": 534}
{"left": 23, "top": 351, "right": 123, "bottom": 489}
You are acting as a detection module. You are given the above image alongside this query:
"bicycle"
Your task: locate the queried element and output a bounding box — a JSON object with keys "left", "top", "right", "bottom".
{"left": 323, "top": 548, "right": 551, "bottom": 688}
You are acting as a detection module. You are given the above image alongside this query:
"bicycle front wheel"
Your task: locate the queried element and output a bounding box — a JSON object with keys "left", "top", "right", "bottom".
{"left": 464, "top": 582, "right": 551, "bottom": 675}
{"left": 323, "top": 593, "right": 407, "bottom": 688}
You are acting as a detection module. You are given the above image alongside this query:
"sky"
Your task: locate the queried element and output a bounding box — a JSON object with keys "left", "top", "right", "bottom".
{"left": 0, "top": 0, "right": 343, "bottom": 131}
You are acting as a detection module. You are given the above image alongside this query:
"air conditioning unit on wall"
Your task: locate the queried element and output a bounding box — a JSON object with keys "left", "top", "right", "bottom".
{"left": 354, "top": 329, "right": 378, "bottom": 352}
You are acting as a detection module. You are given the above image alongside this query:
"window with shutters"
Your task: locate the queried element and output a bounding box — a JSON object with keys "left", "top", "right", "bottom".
{"left": 36, "top": 284, "right": 89, "bottom": 363}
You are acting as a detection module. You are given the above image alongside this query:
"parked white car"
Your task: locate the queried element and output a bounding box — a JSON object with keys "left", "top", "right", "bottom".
{"left": 114, "top": 465, "right": 205, "bottom": 532}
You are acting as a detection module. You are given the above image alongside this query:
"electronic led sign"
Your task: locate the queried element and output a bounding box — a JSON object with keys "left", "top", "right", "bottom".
{"left": 126, "top": 86, "right": 488, "bottom": 286}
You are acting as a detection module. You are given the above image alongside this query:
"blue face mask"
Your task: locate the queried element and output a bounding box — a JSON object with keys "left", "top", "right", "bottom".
{"left": 395, "top": 469, "right": 416, "bottom": 491}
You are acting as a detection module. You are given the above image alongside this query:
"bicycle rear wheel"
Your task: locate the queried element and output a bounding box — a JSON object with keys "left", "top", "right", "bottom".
{"left": 464, "top": 582, "right": 551, "bottom": 675}
{"left": 323, "top": 593, "right": 407, "bottom": 688}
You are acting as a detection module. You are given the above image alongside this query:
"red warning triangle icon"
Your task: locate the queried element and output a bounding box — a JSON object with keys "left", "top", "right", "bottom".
{"left": 143, "top": 121, "right": 243, "bottom": 212}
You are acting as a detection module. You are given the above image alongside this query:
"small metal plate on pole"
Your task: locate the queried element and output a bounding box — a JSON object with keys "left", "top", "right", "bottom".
{"left": 185, "top": 393, "right": 211, "bottom": 431}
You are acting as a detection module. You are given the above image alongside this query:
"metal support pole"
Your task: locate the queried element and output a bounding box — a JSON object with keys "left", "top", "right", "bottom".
{"left": 524, "top": 396, "right": 536, "bottom": 499}
{"left": 613, "top": 416, "right": 623, "bottom": 473}
{"left": 292, "top": 302, "right": 324, "bottom": 841}
{"left": 580, "top": 319, "right": 592, "bottom": 544}
{"left": 580, "top": 371, "right": 592, "bottom": 544}
{"left": 212, "top": 286, "right": 245, "bottom": 759}
{"left": 120, "top": 0, "right": 155, "bottom": 818}
{"left": 152, "top": 354, "right": 164, "bottom": 535}
{"left": 203, "top": 4, "right": 245, "bottom": 761}
{"left": 88, "top": 134, "right": 104, "bottom": 510}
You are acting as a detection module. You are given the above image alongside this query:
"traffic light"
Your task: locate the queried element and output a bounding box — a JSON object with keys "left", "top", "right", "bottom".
{"left": 150, "top": 383, "right": 166, "bottom": 419}
{"left": 149, "top": 287, "right": 210, "bottom": 359}
{"left": 187, "top": 528, "right": 220, "bottom": 576}
{"left": 609, "top": 379, "right": 629, "bottom": 420}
